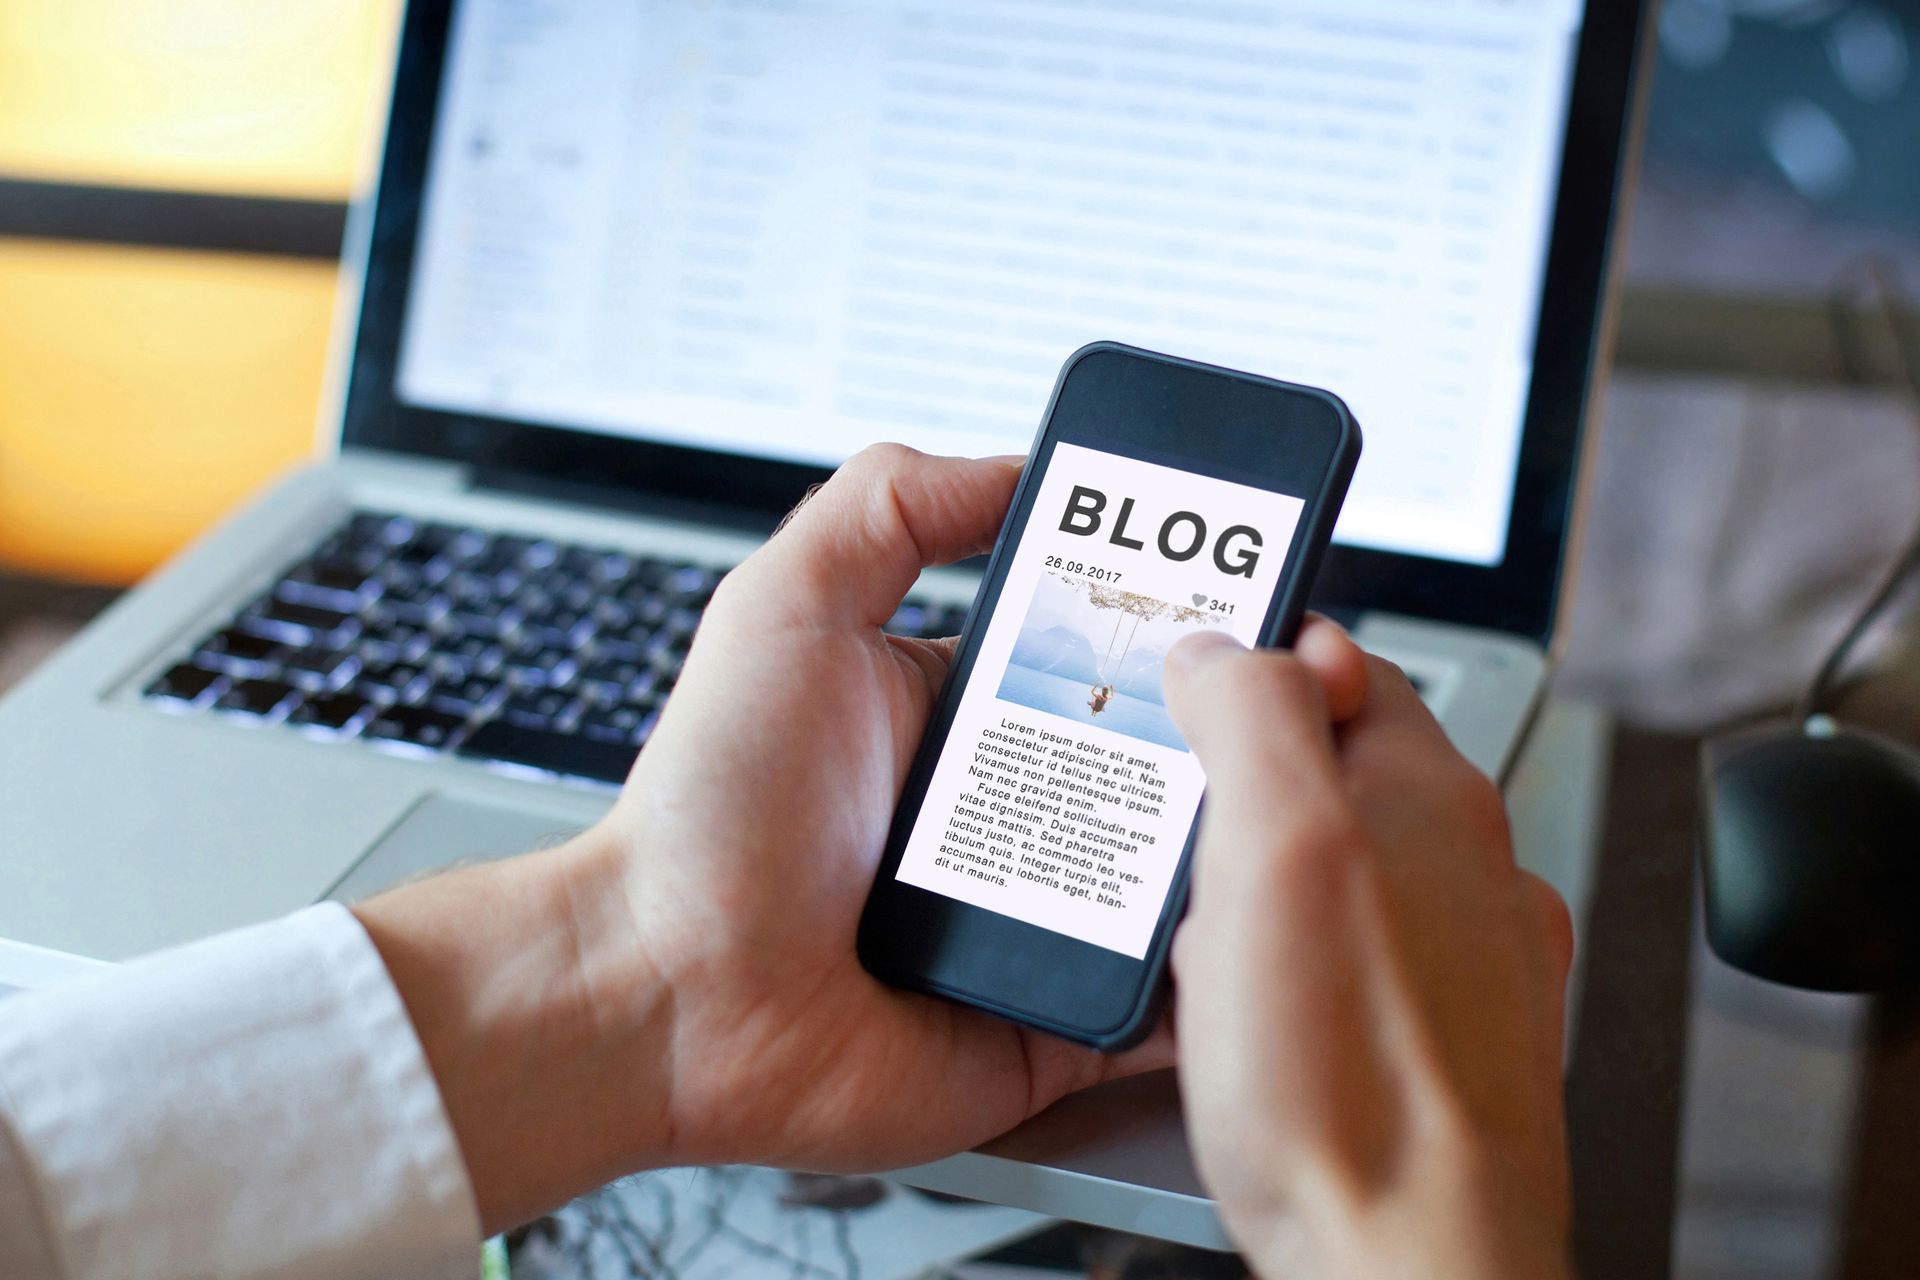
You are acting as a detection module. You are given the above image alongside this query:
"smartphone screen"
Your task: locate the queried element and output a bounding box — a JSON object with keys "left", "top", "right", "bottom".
{"left": 892, "top": 443, "right": 1304, "bottom": 958}
{"left": 861, "top": 343, "right": 1358, "bottom": 1048}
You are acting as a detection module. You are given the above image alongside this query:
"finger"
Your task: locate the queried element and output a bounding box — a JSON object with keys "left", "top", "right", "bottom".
{"left": 1162, "top": 634, "right": 1359, "bottom": 923}
{"left": 910, "top": 634, "right": 964, "bottom": 665}
{"left": 883, "top": 633, "right": 960, "bottom": 692}
{"left": 734, "top": 445, "right": 1022, "bottom": 629}
{"left": 1163, "top": 633, "right": 1347, "bottom": 823}
{"left": 1336, "top": 653, "right": 1465, "bottom": 782}
{"left": 1015, "top": 1017, "right": 1177, "bottom": 1112}
{"left": 1294, "top": 614, "right": 1366, "bottom": 722}
{"left": 1355, "top": 653, "right": 1447, "bottom": 732}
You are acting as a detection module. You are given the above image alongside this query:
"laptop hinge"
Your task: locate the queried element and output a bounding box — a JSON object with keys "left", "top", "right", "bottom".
{"left": 467, "top": 465, "right": 785, "bottom": 540}
{"left": 335, "top": 447, "right": 474, "bottom": 493}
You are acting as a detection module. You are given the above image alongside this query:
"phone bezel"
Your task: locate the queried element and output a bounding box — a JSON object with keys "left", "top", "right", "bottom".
{"left": 857, "top": 342, "right": 1360, "bottom": 1049}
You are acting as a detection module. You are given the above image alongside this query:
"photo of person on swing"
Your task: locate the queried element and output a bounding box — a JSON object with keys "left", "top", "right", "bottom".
{"left": 995, "top": 571, "right": 1226, "bottom": 752}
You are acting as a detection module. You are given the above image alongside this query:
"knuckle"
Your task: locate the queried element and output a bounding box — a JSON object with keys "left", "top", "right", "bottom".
{"left": 1455, "top": 769, "right": 1515, "bottom": 851}
{"left": 701, "top": 564, "right": 764, "bottom": 629}
{"left": 841, "top": 441, "right": 917, "bottom": 481}
{"left": 1211, "top": 651, "right": 1322, "bottom": 718}
{"left": 835, "top": 443, "right": 929, "bottom": 558}
{"left": 704, "top": 561, "right": 747, "bottom": 607}
{"left": 1364, "top": 652, "right": 1414, "bottom": 693}
{"left": 1267, "top": 808, "right": 1368, "bottom": 890}
{"left": 1525, "top": 872, "right": 1577, "bottom": 971}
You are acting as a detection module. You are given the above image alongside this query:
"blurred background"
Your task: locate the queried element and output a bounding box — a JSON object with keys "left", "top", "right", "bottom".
{"left": 0, "top": 0, "right": 395, "bottom": 587}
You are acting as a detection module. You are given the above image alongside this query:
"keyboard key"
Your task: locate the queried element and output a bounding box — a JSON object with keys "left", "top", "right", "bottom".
{"left": 378, "top": 593, "right": 451, "bottom": 628}
{"left": 215, "top": 677, "right": 298, "bottom": 719}
{"left": 394, "top": 540, "right": 447, "bottom": 571}
{"left": 578, "top": 656, "right": 646, "bottom": 696}
{"left": 247, "top": 598, "right": 355, "bottom": 642}
{"left": 459, "top": 720, "right": 639, "bottom": 784}
{"left": 280, "top": 648, "right": 359, "bottom": 691}
{"left": 597, "top": 551, "right": 637, "bottom": 585}
{"left": 630, "top": 557, "right": 672, "bottom": 589}
{"left": 472, "top": 533, "right": 536, "bottom": 574}
{"left": 664, "top": 607, "right": 703, "bottom": 642}
{"left": 289, "top": 691, "right": 371, "bottom": 732}
{"left": 356, "top": 623, "right": 431, "bottom": 667}
{"left": 444, "top": 568, "right": 508, "bottom": 607}
{"left": 519, "top": 605, "right": 595, "bottom": 647}
{"left": 410, "top": 521, "right": 486, "bottom": 563}
{"left": 347, "top": 511, "right": 414, "bottom": 547}
{"left": 428, "top": 676, "right": 506, "bottom": 716}
{"left": 665, "top": 565, "right": 719, "bottom": 605}
{"left": 374, "top": 560, "right": 439, "bottom": 597}
{"left": 507, "top": 583, "right": 557, "bottom": 620}
{"left": 626, "top": 669, "right": 663, "bottom": 704}
{"left": 590, "top": 597, "right": 640, "bottom": 630}
{"left": 500, "top": 688, "right": 579, "bottom": 731}
{"left": 647, "top": 645, "right": 687, "bottom": 681}
{"left": 278, "top": 559, "right": 378, "bottom": 609}
{"left": 197, "top": 627, "right": 283, "bottom": 674}
{"left": 501, "top": 642, "right": 577, "bottom": 688}
{"left": 354, "top": 662, "right": 428, "bottom": 704}
{"left": 146, "top": 663, "right": 225, "bottom": 705}
{"left": 426, "top": 634, "right": 504, "bottom": 676}
{"left": 577, "top": 702, "right": 650, "bottom": 744}
{"left": 558, "top": 545, "right": 618, "bottom": 581}
{"left": 364, "top": 704, "right": 465, "bottom": 751}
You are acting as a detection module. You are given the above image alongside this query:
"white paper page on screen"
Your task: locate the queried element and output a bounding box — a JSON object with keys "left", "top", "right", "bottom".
{"left": 396, "top": 0, "right": 1581, "bottom": 566}
{"left": 893, "top": 444, "right": 1304, "bottom": 958}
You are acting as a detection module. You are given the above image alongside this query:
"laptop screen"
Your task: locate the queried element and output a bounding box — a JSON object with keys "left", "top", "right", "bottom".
{"left": 394, "top": 0, "right": 1584, "bottom": 568}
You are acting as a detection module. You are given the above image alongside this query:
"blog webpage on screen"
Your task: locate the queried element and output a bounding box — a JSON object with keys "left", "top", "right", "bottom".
{"left": 894, "top": 444, "right": 1304, "bottom": 957}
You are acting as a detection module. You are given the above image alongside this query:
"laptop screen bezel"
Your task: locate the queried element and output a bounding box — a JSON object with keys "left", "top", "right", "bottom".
{"left": 340, "top": 0, "right": 1650, "bottom": 645}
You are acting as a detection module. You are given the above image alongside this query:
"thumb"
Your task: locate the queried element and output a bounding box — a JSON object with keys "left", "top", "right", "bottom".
{"left": 739, "top": 444, "right": 1023, "bottom": 630}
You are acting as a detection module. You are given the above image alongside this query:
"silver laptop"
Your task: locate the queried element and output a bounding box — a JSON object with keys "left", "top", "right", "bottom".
{"left": 0, "top": 0, "right": 1641, "bottom": 962}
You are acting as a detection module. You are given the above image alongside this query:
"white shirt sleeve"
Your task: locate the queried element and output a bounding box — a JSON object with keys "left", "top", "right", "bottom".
{"left": 0, "top": 903, "right": 481, "bottom": 1280}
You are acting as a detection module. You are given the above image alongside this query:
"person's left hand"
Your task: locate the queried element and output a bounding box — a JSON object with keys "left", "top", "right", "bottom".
{"left": 590, "top": 446, "right": 1178, "bottom": 1173}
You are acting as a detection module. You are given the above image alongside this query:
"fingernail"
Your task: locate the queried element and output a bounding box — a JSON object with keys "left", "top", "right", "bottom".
{"left": 1166, "top": 630, "right": 1244, "bottom": 676}
{"left": 983, "top": 453, "right": 1027, "bottom": 471}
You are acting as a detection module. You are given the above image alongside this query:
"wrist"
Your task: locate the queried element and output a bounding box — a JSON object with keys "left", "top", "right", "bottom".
{"left": 352, "top": 827, "right": 676, "bottom": 1233}
{"left": 1233, "top": 1132, "right": 1572, "bottom": 1280}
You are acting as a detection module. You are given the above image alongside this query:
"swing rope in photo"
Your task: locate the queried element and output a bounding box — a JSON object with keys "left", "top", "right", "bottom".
{"left": 1070, "top": 576, "right": 1216, "bottom": 717}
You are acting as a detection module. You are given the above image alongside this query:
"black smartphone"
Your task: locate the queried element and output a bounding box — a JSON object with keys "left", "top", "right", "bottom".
{"left": 857, "top": 342, "right": 1361, "bottom": 1050}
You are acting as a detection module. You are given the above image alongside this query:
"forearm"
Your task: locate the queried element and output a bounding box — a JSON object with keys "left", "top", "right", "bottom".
{"left": 352, "top": 831, "right": 670, "bottom": 1234}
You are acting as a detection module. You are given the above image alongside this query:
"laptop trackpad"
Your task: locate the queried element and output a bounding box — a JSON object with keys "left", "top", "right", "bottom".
{"left": 325, "top": 793, "right": 586, "bottom": 904}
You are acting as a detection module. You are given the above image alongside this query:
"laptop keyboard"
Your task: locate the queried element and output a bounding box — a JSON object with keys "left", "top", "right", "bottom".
{"left": 142, "top": 511, "right": 971, "bottom": 785}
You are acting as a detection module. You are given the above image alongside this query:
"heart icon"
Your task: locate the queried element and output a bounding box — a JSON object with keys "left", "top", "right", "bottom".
{"left": 1191, "top": 593, "right": 1208, "bottom": 607}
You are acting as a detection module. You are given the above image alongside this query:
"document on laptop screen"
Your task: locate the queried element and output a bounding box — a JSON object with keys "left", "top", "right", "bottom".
{"left": 396, "top": 0, "right": 1583, "bottom": 566}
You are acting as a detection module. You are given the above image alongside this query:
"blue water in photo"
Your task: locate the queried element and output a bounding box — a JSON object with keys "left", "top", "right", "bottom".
{"left": 996, "top": 664, "right": 1190, "bottom": 752}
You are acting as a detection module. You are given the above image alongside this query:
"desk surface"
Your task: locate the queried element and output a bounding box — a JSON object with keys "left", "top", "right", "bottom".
{"left": 884, "top": 697, "right": 1613, "bottom": 1250}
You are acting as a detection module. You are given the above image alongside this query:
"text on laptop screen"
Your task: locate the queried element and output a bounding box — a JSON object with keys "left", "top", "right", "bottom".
{"left": 396, "top": 0, "right": 1583, "bottom": 566}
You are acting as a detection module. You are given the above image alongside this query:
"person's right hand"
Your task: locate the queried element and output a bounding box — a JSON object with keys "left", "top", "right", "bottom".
{"left": 1163, "top": 632, "right": 1576, "bottom": 1280}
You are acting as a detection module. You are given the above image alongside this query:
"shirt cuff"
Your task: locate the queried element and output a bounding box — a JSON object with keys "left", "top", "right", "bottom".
{"left": 0, "top": 902, "right": 480, "bottom": 1280}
